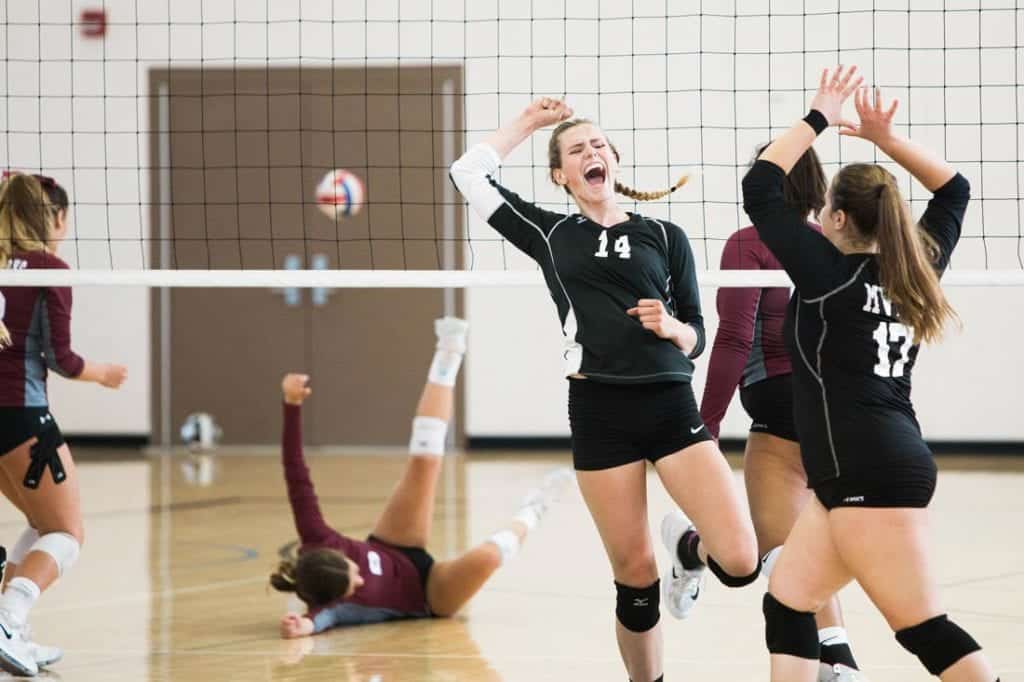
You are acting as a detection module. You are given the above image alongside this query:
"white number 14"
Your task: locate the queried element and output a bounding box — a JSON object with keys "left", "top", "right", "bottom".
{"left": 595, "top": 232, "right": 631, "bottom": 259}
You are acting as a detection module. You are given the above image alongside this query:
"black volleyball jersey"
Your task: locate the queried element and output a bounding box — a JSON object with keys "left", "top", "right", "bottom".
{"left": 451, "top": 143, "right": 705, "bottom": 384}
{"left": 742, "top": 159, "right": 969, "bottom": 484}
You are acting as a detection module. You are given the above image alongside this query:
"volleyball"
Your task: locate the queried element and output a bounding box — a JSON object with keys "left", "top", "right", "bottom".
{"left": 316, "top": 169, "right": 364, "bottom": 220}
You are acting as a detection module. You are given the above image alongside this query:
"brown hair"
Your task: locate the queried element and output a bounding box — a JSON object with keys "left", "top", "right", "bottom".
{"left": 0, "top": 174, "right": 56, "bottom": 349}
{"left": 829, "top": 163, "right": 957, "bottom": 343}
{"left": 755, "top": 143, "right": 827, "bottom": 218}
{"left": 548, "top": 118, "right": 688, "bottom": 201}
{"left": 269, "top": 548, "right": 351, "bottom": 608}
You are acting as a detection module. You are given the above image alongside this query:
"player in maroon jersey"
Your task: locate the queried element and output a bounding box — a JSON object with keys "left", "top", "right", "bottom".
{"left": 271, "top": 318, "right": 570, "bottom": 637}
{"left": 0, "top": 173, "right": 127, "bottom": 676}
{"left": 700, "top": 148, "right": 865, "bottom": 681}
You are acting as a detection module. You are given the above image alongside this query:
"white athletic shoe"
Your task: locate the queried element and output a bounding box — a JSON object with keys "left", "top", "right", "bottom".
{"left": 819, "top": 662, "right": 868, "bottom": 681}
{"left": 434, "top": 317, "right": 469, "bottom": 354}
{"left": 660, "top": 510, "right": 706, "bottom": 620}
{"left": 515, "top": 467, "right": 575, "bottom": 528}
{"left": 21, "top": 626, "right": 60, "bottom": 669}
{"left": 0, "top": 609, "right": 38, "bottom": 676}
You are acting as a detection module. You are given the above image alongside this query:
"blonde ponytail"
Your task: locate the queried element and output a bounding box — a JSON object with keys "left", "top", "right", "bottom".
{"left": 0, "top": 174, "right": 52, "bottom": 270}
{"left": 614, "top": 174, "right": 689, "bottom": 202}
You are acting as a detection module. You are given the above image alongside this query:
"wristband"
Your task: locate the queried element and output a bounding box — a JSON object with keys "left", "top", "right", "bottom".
{"left": 803, "top": 109, "right": 829, "bottom": 135}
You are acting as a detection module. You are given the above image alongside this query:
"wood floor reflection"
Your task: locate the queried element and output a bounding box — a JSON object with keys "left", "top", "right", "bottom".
{"left": 2, "top": 449, "right": 1020, "bottom": 681}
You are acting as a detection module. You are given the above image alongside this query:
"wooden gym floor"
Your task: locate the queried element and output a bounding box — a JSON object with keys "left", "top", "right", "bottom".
{"left": 2, "top": 448, "right": 1021, "bottom": 681}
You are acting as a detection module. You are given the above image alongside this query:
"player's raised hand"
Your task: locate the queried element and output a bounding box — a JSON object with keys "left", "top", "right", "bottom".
{"left": 809, "top": 65, "right": 863, "bottom": 126}
{"left": 524, "top": 97, "right": 574, "bottom": 130}
{"left": 282, "top": 373, "right": 312, "bottom": 405}
{"left": 838, "top": 86, "right": 899, "bottom": 147}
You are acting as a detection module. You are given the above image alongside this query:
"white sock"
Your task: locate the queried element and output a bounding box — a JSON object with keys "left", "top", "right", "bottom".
{"left": 428, "top": 349, "right": 463, "bottom": 387}
{"left": 487, "top": 530, "right": 521, "bottom": 565}
{"left": 0, "top": 577, "right": 40, "bottom": 626}
{"left": 818, "top": 626, "right": 850, "bottom": 646}
{"left": 513, "top": 501, "right": 543, "bottom": 530}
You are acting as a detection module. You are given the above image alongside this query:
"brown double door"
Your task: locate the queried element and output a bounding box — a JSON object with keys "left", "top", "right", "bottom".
{"left": 150, "top": 66, "right": 464, "bottom": 446}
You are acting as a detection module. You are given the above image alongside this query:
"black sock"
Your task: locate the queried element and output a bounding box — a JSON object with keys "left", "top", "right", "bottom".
{"left": 819, "top": 641, "right": 858, "bottom": 670}
{"left": 675, "top": 529, "right": 704, "bottom": 570}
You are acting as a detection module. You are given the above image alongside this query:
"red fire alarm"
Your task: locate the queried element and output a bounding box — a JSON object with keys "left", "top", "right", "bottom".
{"left": 80, "top": 8, "right": 107, "bottom": 38}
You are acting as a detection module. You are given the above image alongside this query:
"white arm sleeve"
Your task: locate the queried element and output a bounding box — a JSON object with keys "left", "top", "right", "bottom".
{"left": 449, "top": 143, "right": 505, "bottom": 221}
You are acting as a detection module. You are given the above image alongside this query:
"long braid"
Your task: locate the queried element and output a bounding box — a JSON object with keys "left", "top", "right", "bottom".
{"left": 614, "top": 174, "right": 689, "bottom": 202}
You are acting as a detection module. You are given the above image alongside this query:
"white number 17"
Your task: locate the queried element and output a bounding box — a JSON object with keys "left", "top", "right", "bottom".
{"left": 872, "top": 321, "right": 913, "bottom": 378}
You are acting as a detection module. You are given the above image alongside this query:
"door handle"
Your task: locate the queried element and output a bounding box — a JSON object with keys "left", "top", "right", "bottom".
{"left": 274, "top": 254, "right": 302, "bottom": 307}
{"left": 311, "top": 254, "right": 332, "bottom": 307}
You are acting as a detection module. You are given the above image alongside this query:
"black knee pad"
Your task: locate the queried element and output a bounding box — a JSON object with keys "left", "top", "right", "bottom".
{"left": 615, "top": 580, "right": 660, "bottom": 633}
{"left": 763, "top": 593, "right": 819, "bottom": 659}
{"left": 708, "top": 555, "right": 760, "bottom": 587}
{"left": 895, "top": 614, "right": 981, "bottom": 676}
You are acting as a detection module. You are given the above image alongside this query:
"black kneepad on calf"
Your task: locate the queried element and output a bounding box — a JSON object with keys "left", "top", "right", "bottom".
{"left": 708, "top": 555, "right": 760, "bottom": 587}
{"left": 763, "top": 593, "right": 819, "bottom": 660}
{"left": 895, "top": 614, "right": 981, "bottom": 676}
{"left": 615, "top": 580, "right": 661, "bottom": 633}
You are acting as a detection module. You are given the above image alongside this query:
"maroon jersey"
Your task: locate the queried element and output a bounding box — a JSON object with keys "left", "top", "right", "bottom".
{"left": 281, "top": 404, "right": 430, "bottom": 631}
{"left": 699, "top": 226, "right": 816, "bottom": 439}
{"left": 0, "top": 251, "right": 84, "bottom": 407}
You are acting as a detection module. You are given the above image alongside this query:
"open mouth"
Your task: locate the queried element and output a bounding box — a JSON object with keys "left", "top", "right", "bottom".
{"left": 584, "top": 163, "right": 606, "bottom": 186}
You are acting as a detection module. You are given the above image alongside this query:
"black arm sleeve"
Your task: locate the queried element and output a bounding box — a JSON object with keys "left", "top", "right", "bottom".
{"left": 742, "top": 160, "right": 848, "bottom": 298}
{"left": 918, "top": 173, "right": 970, "bottom": 273}
{"left": 666, "top": 222, "right": 706, "bottom": 358}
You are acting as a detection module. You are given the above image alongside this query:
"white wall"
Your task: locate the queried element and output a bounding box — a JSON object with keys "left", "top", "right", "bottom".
{"left": 1, "top": 1, "right": 1021, "bottom": 440}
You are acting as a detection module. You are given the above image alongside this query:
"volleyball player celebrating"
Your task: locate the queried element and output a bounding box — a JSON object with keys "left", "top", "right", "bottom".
{"left": 272, "top": 318, "right": 568, "bottom": 637}
{"left": 743, "top": 66, "right": 999, "bottom": 681}
{"left": 0, "top": 173, "right": 127, "bottom": 676}
{"left": 701, "top": 148, "right": 865, "bottom": 682}
{"left": 451, "top": 100, "right": 759, "bottom": 682}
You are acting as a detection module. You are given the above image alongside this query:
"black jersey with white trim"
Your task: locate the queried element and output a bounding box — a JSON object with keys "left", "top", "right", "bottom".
{"left": 451, "top": 143, "right": 705, "bottom": 384}
{"left": 743, "top": 160, "right": 969, "bottom": 484}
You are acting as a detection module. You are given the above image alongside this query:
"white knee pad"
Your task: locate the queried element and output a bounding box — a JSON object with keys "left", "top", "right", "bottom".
{"left": 8, "top": 527, "right": 40, "bottom": 565}
{"left": 408, "top": 416, "right": 448, "bottom": 456}
{"left": 31, "top": 532, "right": 80, "bottom": 577}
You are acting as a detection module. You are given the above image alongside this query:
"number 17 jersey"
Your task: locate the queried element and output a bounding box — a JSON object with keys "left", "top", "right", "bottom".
{"left": 743, "top": 160, "right": 970, "bottom": 486}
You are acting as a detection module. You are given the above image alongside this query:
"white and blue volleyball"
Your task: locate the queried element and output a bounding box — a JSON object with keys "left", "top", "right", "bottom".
{"left": 316, "top": 169, "right": 365, "bottom": 220}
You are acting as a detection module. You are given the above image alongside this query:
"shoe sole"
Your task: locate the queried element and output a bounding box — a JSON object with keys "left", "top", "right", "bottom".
{"left": 36, "top": 652, "right": 61, "bottom": 668}
{"left": 0, "top": 642, "right": 36, "bottom": 677}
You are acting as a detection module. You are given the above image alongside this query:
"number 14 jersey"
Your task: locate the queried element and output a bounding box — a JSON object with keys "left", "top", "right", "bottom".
{"left": 451, "top": 143, "right": 706, "bottom": 384}
{"left": 743, "top": 160, "right": 970, "bottom": 485}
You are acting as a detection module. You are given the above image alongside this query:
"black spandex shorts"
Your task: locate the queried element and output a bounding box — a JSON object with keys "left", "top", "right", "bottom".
{"left": 0, "top": 407, "right": 64, "bottom": 456}
{"left": 739, "top": 375, "right": 798, "bottom": 443}
{"left": 813, "top": 457, "right": 938, "bottom": 510}
{"left": 568, "top": 379, "right": 713, "bottom": 471}
{"left": 366, "top": 534, "right": 435, "bottom": 590}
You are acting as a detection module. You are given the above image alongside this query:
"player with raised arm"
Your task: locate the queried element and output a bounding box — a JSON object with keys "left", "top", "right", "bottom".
{"left": 451, "top": 99, "right": 760, "bottom": 682}
{"left": 743, "top": 66, "right": 999, "bottom": 682}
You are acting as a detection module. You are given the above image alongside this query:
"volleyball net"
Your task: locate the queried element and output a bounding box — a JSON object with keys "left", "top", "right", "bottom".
{"left": 1, "top": 2, "right": 1022, "bottom": 288}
